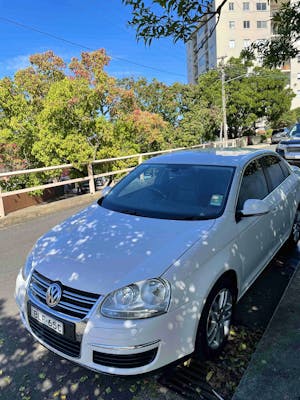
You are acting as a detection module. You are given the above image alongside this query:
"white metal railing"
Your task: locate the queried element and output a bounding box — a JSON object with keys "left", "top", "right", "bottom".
{"left": 0, "top": 138, "right": 241, "bottom": 218}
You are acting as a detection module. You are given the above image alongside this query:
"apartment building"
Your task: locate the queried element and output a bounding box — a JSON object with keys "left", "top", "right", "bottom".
{"left": 186, "top": 0, "right": 300, "bottom": 109}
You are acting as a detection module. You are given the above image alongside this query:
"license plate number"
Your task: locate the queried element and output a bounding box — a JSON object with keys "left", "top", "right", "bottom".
{"left": 31, "top": 306, "right": 64, "bottom": 335}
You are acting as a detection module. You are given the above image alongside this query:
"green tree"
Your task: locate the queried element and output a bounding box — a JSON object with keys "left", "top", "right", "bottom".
{"left": 33, "top": 77, "right": 114, "bottom": 166}
{"left": 225, "top": 63, "right": 294, "bottom": 136}
{"left": 114, "top": 109, "right": 169, "bottom": 153}
{"left": 118, "top": 77, "right": 185, "bottom": 126}
{"left": 177, "top": 58, "right": 294, "bottom": 138}
{"left": 176, "top": 71, "right": 222, "bottom": 144}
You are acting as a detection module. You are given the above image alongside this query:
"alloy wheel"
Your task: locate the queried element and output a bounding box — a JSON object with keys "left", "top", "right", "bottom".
{"left": 206, "top": 288, "right": 233, "bottom": 350}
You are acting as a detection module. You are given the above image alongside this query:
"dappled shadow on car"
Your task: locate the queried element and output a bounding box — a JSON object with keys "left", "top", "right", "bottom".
{"left": 0, "top": 298, "right": 177, "bottom": 400}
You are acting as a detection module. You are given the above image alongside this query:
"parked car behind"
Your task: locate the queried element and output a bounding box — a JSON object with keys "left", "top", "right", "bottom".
{"left": 276, "top": 123, "right": 300, "bottom": 165}
{"left": 271, "top": 127, "right": 290, "bottom": 144}
{"left": 16, "top": 149, "right": 300, "bottom": 375}
{"left": 80, "top": 177, "right": 107, "bottom": 194}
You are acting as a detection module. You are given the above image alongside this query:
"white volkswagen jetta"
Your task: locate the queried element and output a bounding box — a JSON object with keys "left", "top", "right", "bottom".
{"left": 15, "top": 149, "right": 300, "bottom": 375}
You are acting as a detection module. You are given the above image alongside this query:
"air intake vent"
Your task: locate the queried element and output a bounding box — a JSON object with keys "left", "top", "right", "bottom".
{"left": 29, "top": 316, "right": 81, "bottom": 358}
{"left": 93, "top": 348, "right": 158, "bottom": 369}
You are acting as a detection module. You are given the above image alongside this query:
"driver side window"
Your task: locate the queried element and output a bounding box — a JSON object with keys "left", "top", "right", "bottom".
{"left": 237, "top": 159, "right": 269, "bottom": 210}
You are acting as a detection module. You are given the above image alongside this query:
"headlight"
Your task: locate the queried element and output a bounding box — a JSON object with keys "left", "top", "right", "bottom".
{"left": 100, "top": 278, "right": 171, "bottom": 319}
{"left": 21, "top": 251, "right": 34, "bottom": 281}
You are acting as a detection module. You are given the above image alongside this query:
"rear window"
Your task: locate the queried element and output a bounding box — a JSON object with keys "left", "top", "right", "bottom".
{"left": 237, "top": 160, "right": 269, "bottom": 210}
{"left": 261, "top": 155, "right": 286, "bottom": 191}
{"left": 279, "top": 160, "right": 290, "bottom": 179}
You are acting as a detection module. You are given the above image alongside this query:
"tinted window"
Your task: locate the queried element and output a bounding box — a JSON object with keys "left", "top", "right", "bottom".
{"left": 290, "top": 123, "right": 300, "bottom": 136}
{"left": 279, "top": 160, "right": 290, "bottom": 178}
{"left": 261, "top": 155, "right": 285, "bottom": 191}
{"left": 237, "top": 160, "right": 268, "bottom": 210}
{"left": 101, "top": 163, "right": 235, "bottom": 220}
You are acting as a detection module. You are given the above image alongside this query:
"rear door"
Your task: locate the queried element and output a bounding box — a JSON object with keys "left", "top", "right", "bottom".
{"left": 236, "top": 158, "right": 274, "bottom": 289}
{"left": 260, "top": 155, "right": 295, "bottom": 244}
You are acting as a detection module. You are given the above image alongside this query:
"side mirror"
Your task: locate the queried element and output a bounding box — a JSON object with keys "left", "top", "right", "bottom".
{"left": 240, "top": 199, "right": 270, "bottom": 217}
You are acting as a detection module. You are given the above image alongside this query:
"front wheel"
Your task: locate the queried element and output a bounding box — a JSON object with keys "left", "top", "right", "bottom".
{"left": 195, "top": 279, "right": 235, "bottom": 360}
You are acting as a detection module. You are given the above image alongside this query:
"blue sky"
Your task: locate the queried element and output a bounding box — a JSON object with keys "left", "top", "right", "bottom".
{"left": 0, "top": 0, "right": 187, "bottom": 85}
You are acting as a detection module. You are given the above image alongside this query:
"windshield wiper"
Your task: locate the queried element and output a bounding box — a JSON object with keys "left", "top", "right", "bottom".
{"left": 176, "top": 215, "right": 214, "bottom": 220}
{"left": 118, "top": 209, "right": 143, "bottom": 216}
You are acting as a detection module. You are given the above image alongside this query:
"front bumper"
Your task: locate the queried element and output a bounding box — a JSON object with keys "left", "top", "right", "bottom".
{"left": 15, "top": 270, "right": 196, "bottom": 375}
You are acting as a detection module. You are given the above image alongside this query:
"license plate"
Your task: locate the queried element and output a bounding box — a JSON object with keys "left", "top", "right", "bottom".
{"left": 31, "top": 306, "right": 64, "bottom": 335}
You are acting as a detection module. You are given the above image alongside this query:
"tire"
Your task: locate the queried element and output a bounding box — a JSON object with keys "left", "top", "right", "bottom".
{"left": 286, "top": 209, "right": 300, "bottom": 247}
{"left": 194, "top": 278, "right": 236, "bottom": 360}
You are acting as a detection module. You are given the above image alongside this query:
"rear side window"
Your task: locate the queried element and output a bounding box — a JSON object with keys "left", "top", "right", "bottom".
{"left": 261, "top": 155, "right": 286, "bottom": 191}
{"left": 279, "top": 160, "right": 290, "bottom": 178}
{"left": 237, "top": 160, "right": 269, "bottom": 210}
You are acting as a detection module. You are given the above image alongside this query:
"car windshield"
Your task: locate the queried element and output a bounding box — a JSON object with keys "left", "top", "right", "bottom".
{"left": 290, "top": 124, "right": 300, "bottom": 137}
{"left": 100, "top": 163, "right": 235, "bottom": 220}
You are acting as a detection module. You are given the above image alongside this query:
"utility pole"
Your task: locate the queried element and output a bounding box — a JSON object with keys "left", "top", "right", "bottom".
{"left": 218, "top": 56, "right": 228, "bottom": 146}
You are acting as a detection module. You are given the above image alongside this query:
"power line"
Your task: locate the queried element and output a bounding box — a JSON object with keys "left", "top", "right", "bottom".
{"left": 0, "top": 16, "right": 186, "bottom": 78}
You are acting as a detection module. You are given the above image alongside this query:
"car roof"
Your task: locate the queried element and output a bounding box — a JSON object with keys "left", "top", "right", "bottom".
{"left": 145, "top": 148, "right": 275, "bottom": 167}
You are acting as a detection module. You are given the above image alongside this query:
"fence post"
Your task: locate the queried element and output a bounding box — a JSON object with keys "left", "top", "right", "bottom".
{"left": 0, "top": 187, "right": 5, "bottom": 218}
{"left": 88, "top": 163, "right": 95, "bottom": 194}
{"left": 138, "top": 155, "right": 143, "bottom": 164}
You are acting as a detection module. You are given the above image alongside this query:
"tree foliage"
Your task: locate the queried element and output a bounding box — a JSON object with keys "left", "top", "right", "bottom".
{"left": 225, "top": 59, "right": 294, "bottom": 135}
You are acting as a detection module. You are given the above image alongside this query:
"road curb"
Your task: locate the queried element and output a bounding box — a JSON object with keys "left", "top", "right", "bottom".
{"left": 233, "top": 261, "right": 300, "bottom": 400}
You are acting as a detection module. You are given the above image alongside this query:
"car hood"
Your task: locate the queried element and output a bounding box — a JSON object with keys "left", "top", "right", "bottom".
{"left": 33, "top": 203, "right": 215, "bottom": 294}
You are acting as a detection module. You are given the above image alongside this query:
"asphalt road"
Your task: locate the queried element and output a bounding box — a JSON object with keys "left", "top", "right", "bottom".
{"left": 0, "top": 201, "right": 299, "bottom": 400}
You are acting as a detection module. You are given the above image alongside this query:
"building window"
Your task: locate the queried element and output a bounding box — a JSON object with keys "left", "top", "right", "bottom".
{"left": 257, "top": 20, "right": 267, "bottom": 28}
{"left": 243, "top": 39, "right": 251, "bottom": 48}
{"left": 229, "top": 40, "right": 235, "bottom": 48}
{"left": 297, "top": 54, "right": 300, "bottom": 63}
{"left": 243, "top": 21, "right": 250, "bottom": 29}
{"left": 229, "top": 2, "right": 234, "bottom": 10}
{"left": 297, "top": 73, "right": 300, "bottom": 80}
{"left": 256, "top": 2, "right": 267, "bottom": 11}
{"left": 229, "top": 21, "right": 235, "bottom": 29}
{"left": 243, "top": 2, "right": 250, "bottom": 10}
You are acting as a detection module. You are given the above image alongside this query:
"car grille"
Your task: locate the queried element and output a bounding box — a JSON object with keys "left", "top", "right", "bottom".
{"left": 286, "top": 147, "right": 300, "bottom": 153}
{"left": 29, "top": 271, "right": 100, "bottom": 319}
{"left": 93, "top": 348, "right": 158, "bottom": 368}
{"left": 29, "top": 316, "right": 81, "bottom": 358}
